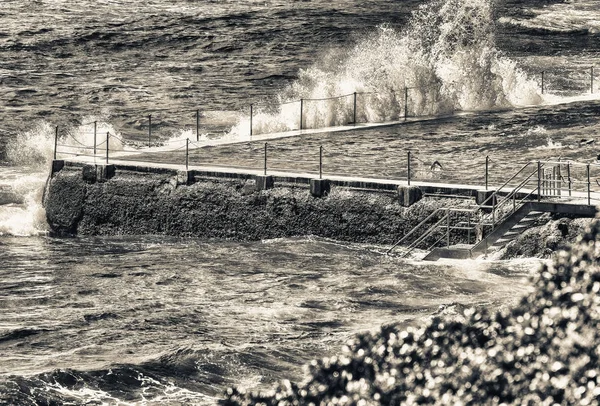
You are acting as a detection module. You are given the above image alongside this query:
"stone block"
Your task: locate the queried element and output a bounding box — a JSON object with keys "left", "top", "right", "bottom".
{"left": 51, "top": 160, "right": 64, "bottom": 177}
{"left": 96, "top": 164, "right": 115, "bottom": 182}
{"left": 476, "top": 189, "right": 497, "bottom": 209}
{"left": 310, "top": 178, "right": 331, "bottom": 197}
{"left": 255, "top": 175, "right": 274, "bottom": 191}
{"left": 176, "top": 170, "right": 194, "bottom": 186}
{"left": 82, "top": 165, "right": 97, "bottom": 183}
{"left": 397, "top": 185, "right": 423, "bottom": 207}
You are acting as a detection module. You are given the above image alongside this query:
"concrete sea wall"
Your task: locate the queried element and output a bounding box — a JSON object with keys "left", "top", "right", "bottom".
{"left": 43, "top": 162, "right": 461, "bottom": 243}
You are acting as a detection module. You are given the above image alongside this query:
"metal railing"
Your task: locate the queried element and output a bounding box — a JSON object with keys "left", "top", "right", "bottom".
{"left": 387, "top": 158, "right": 600, "bottom": 258}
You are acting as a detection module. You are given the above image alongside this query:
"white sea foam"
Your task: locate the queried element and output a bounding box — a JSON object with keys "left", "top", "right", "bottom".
{"left": 228, "top": 0, "right": 543, "bottom": 138}
{"left": 0, "top": 171, "right": 48, "bottom": 236}
{"left": 499, "top": 1, "right": 600, "bottom": 34}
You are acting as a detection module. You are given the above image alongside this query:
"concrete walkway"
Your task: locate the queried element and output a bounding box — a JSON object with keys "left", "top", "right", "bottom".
{"left": 61, "top": 155, "right": 600, "bottom": 205}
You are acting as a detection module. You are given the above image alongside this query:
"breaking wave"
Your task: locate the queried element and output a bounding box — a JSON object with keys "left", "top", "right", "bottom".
{"left": 235, "top": 0, "right": 542, "bottom": 136}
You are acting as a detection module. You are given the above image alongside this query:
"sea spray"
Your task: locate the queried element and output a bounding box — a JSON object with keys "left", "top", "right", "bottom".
{"left": 236, "top": 0, "right": 542, "bottom": 137}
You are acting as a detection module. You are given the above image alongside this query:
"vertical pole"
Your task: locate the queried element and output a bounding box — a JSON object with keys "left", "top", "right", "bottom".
{"left": 106, "top": 132, "right": 109, "bottom": 164}
{"left": 404, "top": 87, "right": 408, "bottom": 121}
{"left": 196, "top": 110, "right": 200, "bottom": 142}
{"left": 54, "top": 126, "right": 58, "bottom": 160}
{"left": 93, "top": 121, "right": 97, "bottom": 156}
{"left": 557, "top": 160, "right": 562, "bottom": 197}
{"left": 148, "top": 114, "right": 152, "bottom": 148}
{"left": 353, "top": 92, "right": 357, "bottom": 125}
{"left": 513, "top": 193, "right": 516, "bottom": 213}
{"left": 407, "top": 151, "right": 411, "bottom": 186}
{"left": 186, "top": 138, "right": 189, "bottom": 170}
{"left": 250, "top": 104, "right": 253, "bottom": 137}
{"left": 587, "top": 164, "right": 591, "bottom": 205}
{"left": 567, "top": 162, "right": 572, "bottom": 196}
{"left": 446, "top": 209, "right": 450, "bottom": 248}
{"left": 541, "top": 71, "right": 545, "bottom": 94}
{"left": 592, "top": 66, "right": 594, "bottom": 94}
{"left": 264, "top": 142, "right": 267, "bottom": 176}
{"left": 300, "top": 99, "right": 304, "bottom": 130}
{"left": 319, "top": 145, "right": 323, "bottom": 179}
{"left": 467, "top": 215, "right": 471, "bottom": 245}
{"left": 485, "top": 155, "right": 489, "bottom": 190}
{"left": 537, "top": 160, "right": 542, "bottom": 202}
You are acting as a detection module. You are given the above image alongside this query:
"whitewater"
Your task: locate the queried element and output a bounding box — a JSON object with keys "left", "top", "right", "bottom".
{"left": 1, "top": 0, "right": 600, "bottom": 404}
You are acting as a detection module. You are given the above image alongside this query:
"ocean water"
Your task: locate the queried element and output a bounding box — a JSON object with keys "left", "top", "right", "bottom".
{"left": 1, "top": 0, "right": 600, "bottom": 404}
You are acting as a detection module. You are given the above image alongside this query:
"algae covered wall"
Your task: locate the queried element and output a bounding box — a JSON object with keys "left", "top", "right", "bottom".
{"left": 43, "top": 164, "right": 449, "bottom": 243}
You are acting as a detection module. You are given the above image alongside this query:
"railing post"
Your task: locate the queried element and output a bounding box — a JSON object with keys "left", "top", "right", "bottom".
{"left": 196, "top": 110, "right": 200, "bottom": 142}
{"left": 54, "top": 125, "right": 58, "bottom": 160}
{"left": 93, "top": 121, "right": 97, "bottom": 156}
{"left": 485, "top": 155, "right": 489, "bottom": 190}
{"left": 446, "top": 209, "right": 450, "bottom": 248}
{"left": 567, "top": 161, "right": 572, "bottom": 196}
{"left": 557, "top": 160, "right": 562, "bottom": 197}
{"left": 587, "top": 163, "right": 591, "bottom": 205}
{"left": 541, "top": 71, "right": 545, "bottom": 94}
{"left": 148, "top": 114, "right": 152, "bottom": 148}
{"left": 537, "top": 160, "right": 542, "bottom": 202}
{"left": 106, "top": 132, "right": 109, "bottom": 164}
{"left": 467, "top": 215, "right": 471, "bottom": 245}
{"left": 264, "top": 142, "right": 267, "bottom": 175}
{"left": 404, "top": 87, "right": 408, "bottom": 121}
{"left": 186, "top": 138, "right": 189, "bottom": 170}
{"left": 250, "top": 104, "right": 253, "bottom": 137}
{"left": 319, "top": 145, "right": 323, "bottom": 179}
{"left": 300, "top": 99, "right": 304, "bottom": 130}
{"left": 353, "top": 92, "right": 357, "bottom": 125}
{"left": 407, "top": 151, "right": 411, "bottom": 186}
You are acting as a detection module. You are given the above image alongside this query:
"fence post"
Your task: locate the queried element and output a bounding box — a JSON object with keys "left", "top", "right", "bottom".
{"left": 319, "top": 145, "right": 323, "bottom": 179}
{"left": 404, "top": 87, "right": 408, "bottom": 121}
{"left": 587, "top": 163, "right": 591, "bottom": 205}
{"left": 264, "top": 142, "right": 267, "bottom": 175}
{"left": 541, "top": 71, "right": 545, "bottom": 94}
{"left": 537, "top": 160, "right": 542, "bottom": 201}
{"left": 196, "top": 110, "right": 200, "bottom": 142}
{"left": 485, "top": 155, "right": 489, "bottom": 190}
{"left": 353, "top": 92, "right": 357, "bottom": 125}
{"left": 300, "top": 99, "right": 304, "bottom": 130}
{"left": 250, "top": 104, "right": 253, "bottom": 137}
{"left": 407, "top": 151, "right": 411, "bottom": 186}
{"left": 106, "top": 132, "right": 109, "bottom": 164}
{"left": 54, "top": 126, "right": 58, "bottom": 160}
{"left": 186, "top": 138, "right": 189, "bottom": 170}
{"left": 148, "top": 114, "right": 152, "bottom": 148}
{"left": 567, "top": 161, "right": 572, "bottom": 196}
{"left": 93, "top": 121, "right": 97, "bottom": 156}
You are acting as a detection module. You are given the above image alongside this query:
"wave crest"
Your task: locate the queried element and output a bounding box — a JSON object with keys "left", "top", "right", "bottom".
{"left": 240, "top": 0, "right": 541, "bottom": 136}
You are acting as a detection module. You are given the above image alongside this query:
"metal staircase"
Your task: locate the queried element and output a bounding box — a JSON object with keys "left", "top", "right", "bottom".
{"left": 388, "top": 160, "right": 598, "bottom": 260}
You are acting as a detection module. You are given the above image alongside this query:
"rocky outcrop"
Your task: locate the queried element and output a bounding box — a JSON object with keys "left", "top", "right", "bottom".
{"left": 499, "top": 216, "right": 594, "bottom": 259}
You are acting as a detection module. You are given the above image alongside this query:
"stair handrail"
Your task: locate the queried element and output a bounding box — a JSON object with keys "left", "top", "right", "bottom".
{"left": 477, "top": 161, "right": 536, "bottom": 210}
{"left": 400, "top": 212, "right": 450, "bottom": 258}
{"left": 478, "top": 158, "right": 550, "bottom": 231}
{"left": 388, "top": 159, "right": 580, "bottom": 257}
{"left": 386, "top": 208, "right": 447, "bottom": 254}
